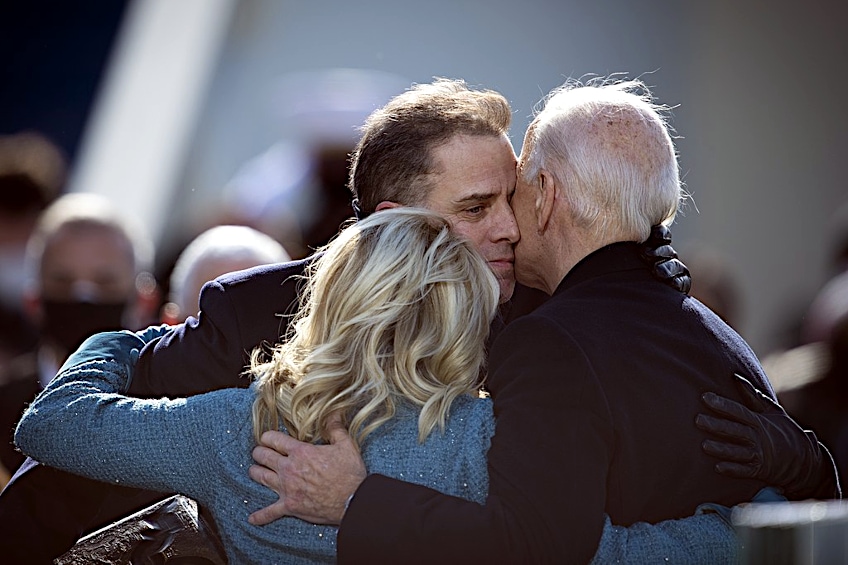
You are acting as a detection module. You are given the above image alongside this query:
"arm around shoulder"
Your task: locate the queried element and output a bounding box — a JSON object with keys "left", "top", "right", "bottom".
{"left": 338, "top": 316, "right": 613, "bottom": 564}
{"left": 129, "top": 265, "right": 297, "bottom": 398}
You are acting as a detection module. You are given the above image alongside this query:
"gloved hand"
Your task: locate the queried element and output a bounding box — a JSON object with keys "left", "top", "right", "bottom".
{"left": 696, "top": 373, "right": 841, "bottom": 500}
{"left": 640, "top": 225, "right": 691, "bottom": 294}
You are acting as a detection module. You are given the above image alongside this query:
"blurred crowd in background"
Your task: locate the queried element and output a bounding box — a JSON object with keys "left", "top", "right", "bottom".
{"left": 1, "top": 0, "right": 847, "bottom": 500}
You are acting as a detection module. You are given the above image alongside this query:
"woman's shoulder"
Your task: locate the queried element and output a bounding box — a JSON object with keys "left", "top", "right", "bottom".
{"left": 446, "top": 394, "right": 495, "bottom": 455}
{"left": 448, "top": 394, "right": 493, "bottom": 426}
{"left": 363, "top": 395, "right": 493, "bottom": 462}
{"left": 361, "top": 396, "right": 492, "bottom": 502}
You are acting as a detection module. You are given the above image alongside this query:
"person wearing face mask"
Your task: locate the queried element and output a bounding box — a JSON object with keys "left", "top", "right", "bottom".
{"left": 0, "top": 192, "right": 160, "bottom": 478}
{"left": 0, "top": 131, "right": 66, "bottom": 384}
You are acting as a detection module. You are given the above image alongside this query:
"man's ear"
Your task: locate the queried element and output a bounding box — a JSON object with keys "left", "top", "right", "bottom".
{"left": 536, "top": 170, "right": 556, "bottom": 233}
{"left": 375, "top": 201, "right": 402, "bottom": 212}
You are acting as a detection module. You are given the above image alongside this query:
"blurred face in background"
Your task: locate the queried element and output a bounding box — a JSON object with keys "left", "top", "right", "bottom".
{"left": 39, "top": 224, "right": 136, "bottom": 303}
{"left": 27, "top": 223, "right": 143, "bottom": 356}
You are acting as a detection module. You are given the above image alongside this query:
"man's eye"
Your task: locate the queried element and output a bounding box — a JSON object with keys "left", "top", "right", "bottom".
{"left": 466, "top": 206, "right": 484, "bottom": 215}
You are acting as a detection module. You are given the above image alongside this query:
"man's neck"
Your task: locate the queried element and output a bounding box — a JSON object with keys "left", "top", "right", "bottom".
{"left": 550, "top": 226, "right": 630, "bottom": 292}
{"left": 544, "top": 223, "right": 590, "bottom": 292}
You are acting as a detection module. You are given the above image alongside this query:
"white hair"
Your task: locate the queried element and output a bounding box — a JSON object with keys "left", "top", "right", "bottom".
{"left": 520, "top": 77, "right": 683, "bottom": 242}
{"left": 169, "top": 225, "right": 290, "bottom": 314}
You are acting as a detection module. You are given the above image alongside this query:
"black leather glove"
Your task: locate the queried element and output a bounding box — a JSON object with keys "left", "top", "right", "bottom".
{"left": 640, "top": 225, "right": 691, "bottom": 294}
{"left": 696, "top": 373, "right": 841, "bottom": 500}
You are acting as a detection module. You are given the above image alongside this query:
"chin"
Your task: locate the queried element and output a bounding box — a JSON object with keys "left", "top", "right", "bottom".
{"left": 514, "top": 272, "right": 539, "bottom": 292}
{"left": 498, "top": 281, "right": 516, "bottom": 304}
{"left": 514, "top": 259, "right": 535, "bottom": 288}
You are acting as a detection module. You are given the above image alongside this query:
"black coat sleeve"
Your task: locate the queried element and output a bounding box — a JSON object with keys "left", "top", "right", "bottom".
{"left": 337, "top": 316, "right": 614, "bottom": 565}
{"left": 0, "top": 458, "right": 165, "bottom": 564}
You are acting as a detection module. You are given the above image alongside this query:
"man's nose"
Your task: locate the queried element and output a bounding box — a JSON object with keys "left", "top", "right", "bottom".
{"left": 493, "top": 201, "right": 520, "bottom": 244}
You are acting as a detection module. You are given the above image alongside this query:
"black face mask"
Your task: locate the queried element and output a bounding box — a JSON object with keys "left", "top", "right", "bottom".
{"left": 40, "top": 300, "right": 128, "bottom": 355}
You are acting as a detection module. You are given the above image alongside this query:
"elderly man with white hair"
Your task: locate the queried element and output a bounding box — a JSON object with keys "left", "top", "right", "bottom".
{"left": 254, "top": 78, "right": 839, "bottom": 564}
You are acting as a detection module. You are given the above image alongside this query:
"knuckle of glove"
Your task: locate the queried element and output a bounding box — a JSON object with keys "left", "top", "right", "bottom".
{"left": 653, "top": 244, "right": 679, "bottom": 261}
{"left": 653, "top": 260, "right": 679, "bottom": 279}
{"left": 673, "top": 274, "right": 692, "bottom": 294}
{"left": 650, "top": 224, "right": 673, "bottom": 244}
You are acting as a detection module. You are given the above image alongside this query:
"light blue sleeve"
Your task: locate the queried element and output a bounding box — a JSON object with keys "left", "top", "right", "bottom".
{"left": 14, "top": 330, "right": 245, "bottom": 499}
{"left": 590, "top": 508, "right": 739, "bottom": 564}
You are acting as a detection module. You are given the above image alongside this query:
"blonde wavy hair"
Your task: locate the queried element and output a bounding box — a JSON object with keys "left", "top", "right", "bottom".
{"left": 250, "top": 208, "right": 500, "bottom": 447}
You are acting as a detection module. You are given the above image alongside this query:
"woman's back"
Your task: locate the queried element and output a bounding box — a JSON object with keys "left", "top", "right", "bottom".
{"left": 15, "top": 355, "right": 493, "bottom": 563}
{"left": 63, "top": 372, "right": 494, "bottom": 563}
{"left": 201, "top": 388, "right": 493, "bottom": 563}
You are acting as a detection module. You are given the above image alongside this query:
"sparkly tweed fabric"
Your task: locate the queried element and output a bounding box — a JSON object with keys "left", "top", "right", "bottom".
{"left": 16, "top": 333, "right": 493, "bottom": 564}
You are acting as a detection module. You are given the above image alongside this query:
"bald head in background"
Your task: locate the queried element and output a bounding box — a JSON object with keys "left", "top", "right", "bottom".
{"left": 162, "top": 225, "right": 290, "bottom": 324}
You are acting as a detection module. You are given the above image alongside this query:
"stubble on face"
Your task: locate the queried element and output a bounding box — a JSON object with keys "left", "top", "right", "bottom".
{"left": 423, "top": 134, "right": 519, "bottom": 303}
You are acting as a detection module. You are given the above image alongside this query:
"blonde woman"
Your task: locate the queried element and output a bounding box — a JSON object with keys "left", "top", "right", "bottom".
{"left": 15, "top": 208, "right": 498, "bottom": 564}
{"left": 17, "top": 209, "right": 738, "bottom": 563}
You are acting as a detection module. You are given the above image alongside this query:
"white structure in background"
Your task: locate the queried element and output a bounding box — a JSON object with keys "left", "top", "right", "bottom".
{"left": 66, "top": 0, "right": 236, "bottom": 244}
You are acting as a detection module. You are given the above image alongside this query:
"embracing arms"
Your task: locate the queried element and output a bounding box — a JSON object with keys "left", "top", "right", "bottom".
{"left": 697, "top": 373, "right": 841, "bottom": 500}
{"left": 246, "top": 364, "right": 838, "bottom": 563}
{"left": 248, "top": 426, "right": 742, "bottom": 565}
{"left": 0, "top": 263, "right": 301, "bottom": 564}
{"left": 248, "top": 316, "right": 742, "bottom": 564}
{"left": 128, "top": 262, "right": 303, "bottom": 398}
{"left": 14, "top": 329, "right": 232, "bottom": 497}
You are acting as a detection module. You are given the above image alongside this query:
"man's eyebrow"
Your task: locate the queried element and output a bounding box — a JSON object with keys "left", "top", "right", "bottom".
{"left": 452, "top": 191, "right": 498, "bottom": 205}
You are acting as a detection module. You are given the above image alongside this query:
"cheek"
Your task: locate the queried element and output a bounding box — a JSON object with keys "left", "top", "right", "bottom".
{"left": 451, "top": 223, "right": 488, "bottom": 250}
{"left": 513, "top": 200, "right": 533, "bottom": 232}
{"left": 514, "top": 229, "right": 537, "bottom": 263}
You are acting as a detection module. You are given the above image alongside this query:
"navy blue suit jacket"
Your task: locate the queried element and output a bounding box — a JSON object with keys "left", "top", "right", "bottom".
{"left": 129, "top": 258, "right": 310, "bottom": 398}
